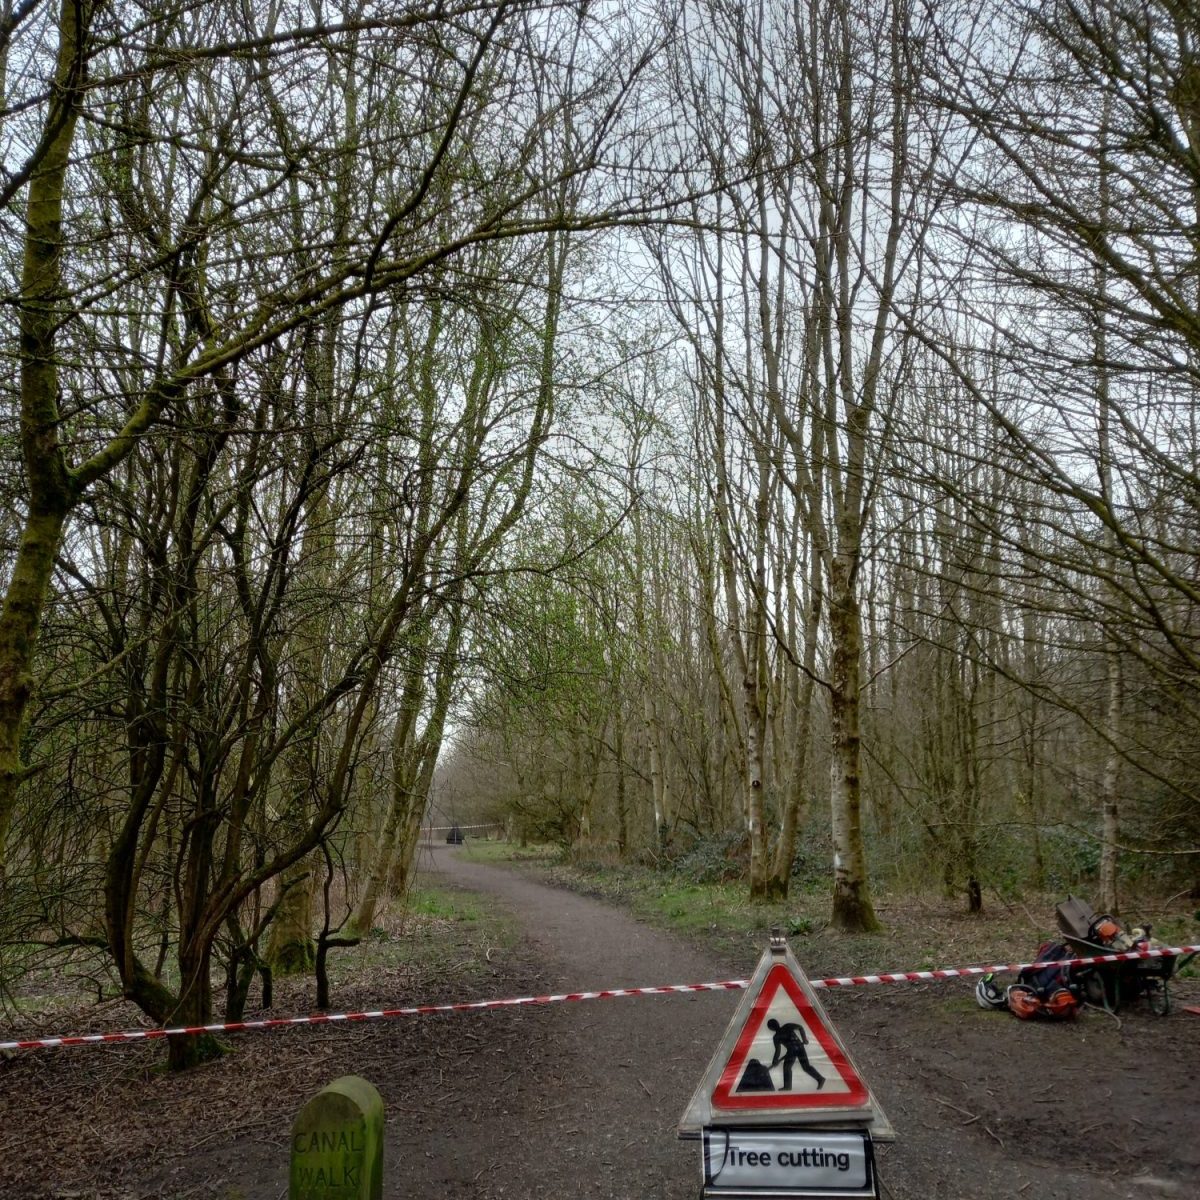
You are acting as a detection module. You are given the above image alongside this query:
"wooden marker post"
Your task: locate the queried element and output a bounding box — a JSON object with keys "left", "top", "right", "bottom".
{"left": 290, "top": 1075, "right": 384, "bottom": 1200}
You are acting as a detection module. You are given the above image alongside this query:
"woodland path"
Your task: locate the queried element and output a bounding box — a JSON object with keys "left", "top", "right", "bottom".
{"left": 3, "top": 845, "right": 1193, "bottom": 1198}
{"left": 395, "top": 847, "right": 1190, "bottom": 1200}
{"left": 409, "top": 843, "right": 733, "bottom": 1199}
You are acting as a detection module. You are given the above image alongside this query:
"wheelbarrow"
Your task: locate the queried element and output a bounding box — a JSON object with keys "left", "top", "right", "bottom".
{"left": 1054, "top": 895, "right": 1195, "bottom": 1015}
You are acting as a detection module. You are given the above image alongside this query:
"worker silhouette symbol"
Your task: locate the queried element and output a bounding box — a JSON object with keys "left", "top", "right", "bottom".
{"left": 767, "top": 1018, "right": 825, "bottom": 1091}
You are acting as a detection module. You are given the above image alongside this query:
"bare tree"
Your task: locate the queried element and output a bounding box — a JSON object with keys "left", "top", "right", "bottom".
{"left": 652, "top": 0, "right": 941, "bottom": 926}
{"left": 918, "top": 0, "right": 1200, "bottom": 886}
{"left": 0, "top": 0, "right": 684, "bottom": 1063}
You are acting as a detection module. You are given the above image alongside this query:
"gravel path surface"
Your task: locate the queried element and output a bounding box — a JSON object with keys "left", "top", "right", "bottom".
{"left": 413, "top": 844, "right": 743, "bottom": 1199}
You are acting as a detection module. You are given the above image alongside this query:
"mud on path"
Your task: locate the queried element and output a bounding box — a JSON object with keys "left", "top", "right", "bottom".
{"left": 1, "top": 846, "right": 1196, "bottom": 1199}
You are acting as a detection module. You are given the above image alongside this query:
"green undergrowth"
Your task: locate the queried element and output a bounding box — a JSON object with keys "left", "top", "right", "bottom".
{"left": 458, "top": 838, "right": 555, "bottom": 865}
{"left": 462, "top": 841, "right": 1200, "bottom": 982}
{"left": 406, "top": 883, "right": 487, "bottom": 922}
{"left": 0, "top": 881, "right": 517, "bottom": 1029}
{"left": 1145, "top": 912, "right": 1200, "bottom": 978}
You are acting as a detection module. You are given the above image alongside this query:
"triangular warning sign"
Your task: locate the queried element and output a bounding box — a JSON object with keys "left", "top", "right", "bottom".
{"left": 679, "top": 940, "right": 893, "bottom": 1138}
{"left": 713, "top": 962, "right": 867, "bottom": 1110}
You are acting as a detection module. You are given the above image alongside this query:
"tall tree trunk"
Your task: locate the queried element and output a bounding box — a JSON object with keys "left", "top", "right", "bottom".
{"left": 643, "top": 692, "right": 669, "bottom": 848}
{"left": 1095, "top": 88, "right": 1122, "bottom": 917}
{"left": 350, "top": 642, "right": 431, "bottom": 935}
{"left": 0, "top": 0, "right": 91, "bottom": 873}
{"left": 828, "top": 555, "right": 880, "bottom": 932}
{"left": 615, "top": 708, "right": 628, "bottom": 857}
{"left": 167, "top": 941, "right": 223, "bottom": 1071}
{"left": 744, "top": 595, "right": 771, "bottom": 900}
{"left": 265, "top": 862, "right": 316, "bottom": 974}
{"left": 764, "top": 542, "right": 821, "bottom": 899}
{"left": 1098, "top": 652, "right": 1122, "bottom": 914}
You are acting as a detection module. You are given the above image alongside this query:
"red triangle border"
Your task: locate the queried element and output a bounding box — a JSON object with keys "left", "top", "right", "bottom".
{"left": 711, "top": 963, "right": 870, "bottom": 1111}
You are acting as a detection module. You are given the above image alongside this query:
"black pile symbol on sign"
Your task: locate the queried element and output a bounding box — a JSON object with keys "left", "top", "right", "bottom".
{"left": 737, "top": 1058, "right": 775, "bottom": 1091}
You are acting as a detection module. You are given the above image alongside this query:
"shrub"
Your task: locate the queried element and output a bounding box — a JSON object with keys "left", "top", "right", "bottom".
{"left": 669, "top": 830, "right": 749, "bottom": 884}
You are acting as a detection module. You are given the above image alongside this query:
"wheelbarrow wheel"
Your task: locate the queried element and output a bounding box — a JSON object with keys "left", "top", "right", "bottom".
{"left": 1146, "top": 978, "right": 1170, "bottom": 1017}
{"left": 1081, "top": 969, "right": 1119, "bottom": 1010}
{"left": 1082, "top": 972, "right": 1108, "bottom": 1008}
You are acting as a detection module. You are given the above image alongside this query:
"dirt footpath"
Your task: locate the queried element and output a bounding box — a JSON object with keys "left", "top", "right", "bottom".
{"left": 417, "top": 847, "right": 1197, "bottom": 1200}
{"left": 414, "top": 845, "right": 731, "bottom": 1199}
{"left": 1, "top": 846, "right": 1195, "bottom": 1198}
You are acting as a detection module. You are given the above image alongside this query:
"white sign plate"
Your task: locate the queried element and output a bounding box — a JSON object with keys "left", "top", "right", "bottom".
{"left": 703, "top": 1128, "right": 874, "bottom": 1195}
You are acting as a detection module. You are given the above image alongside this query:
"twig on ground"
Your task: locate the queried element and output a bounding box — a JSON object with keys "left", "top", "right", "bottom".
{"left": 1154, "top": 890, "right": 1191, "bottom": 915}
{"left": 186, "top": 1119, "right": 275, "bottom": 1151}
{"left": 934, "top": 1097, "right": 974, "bottom": 1119}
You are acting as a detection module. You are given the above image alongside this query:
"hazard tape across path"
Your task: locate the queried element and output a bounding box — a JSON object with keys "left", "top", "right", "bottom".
{"left": 3, "top": 944, "right": 1196, "bottom": 1053}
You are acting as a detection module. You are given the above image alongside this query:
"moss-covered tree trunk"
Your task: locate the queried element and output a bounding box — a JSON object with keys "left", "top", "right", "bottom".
{"left": 166, "top": 942, "right": 224, "bottom": 1071}
{"left": 265, "top": 862, "right": 317, "bottom": 975}
{"left": 356, "top": 597, "right": 465, "bottom": 931}
{"left": 0, "top": 0, "right": 91, "bottom": 875}
{"left": 348, "top": 623, "right": 433, "bottom": 937}
{"left": 262, "top": 297, "right": 345, "bottom": 975}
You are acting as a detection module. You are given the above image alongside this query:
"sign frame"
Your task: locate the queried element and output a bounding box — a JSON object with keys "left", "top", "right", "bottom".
{"left": 710, "top": 962, "right": 869, "bottom": 1112}
{"left": 678, "top": 936, "right": 894, "bottom": 1140}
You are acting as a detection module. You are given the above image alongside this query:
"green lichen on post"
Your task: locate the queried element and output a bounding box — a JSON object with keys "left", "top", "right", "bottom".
{"left": 289, "top": 1076, "right": 383, "bottom": 1200}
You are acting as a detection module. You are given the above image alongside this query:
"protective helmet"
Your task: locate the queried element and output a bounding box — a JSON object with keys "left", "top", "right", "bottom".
{"left": 975, "top": 973, "right": 1007, "bottom": 1010}
{"left": 1090, "top": 916, "right": 1120, "bottom": 944}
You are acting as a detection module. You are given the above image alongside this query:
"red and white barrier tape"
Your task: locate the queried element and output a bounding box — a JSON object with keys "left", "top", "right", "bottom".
{"left": 3, "top": 944, "right": 1196, "bottom": 1053}
{"left": 424, "top": 823, "right": 502, "bottom": 833}
{"left": 811, "top": 944, "right": 1198, "bottom": 988}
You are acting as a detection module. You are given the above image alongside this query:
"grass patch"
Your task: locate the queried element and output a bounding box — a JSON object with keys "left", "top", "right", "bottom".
{"left": 940, "top": 995, "right": 982, "bottom": 1016}
{"left": 0, "top": 879, "right": 518, "bottom": 1032}
{"left": 468, "top": 842, "right": 829, "bottom": 952}
{"left": 635, "top": 879, "right": 808, "bottom": 938}
{"left": 405, "top": 884, "right": 486, "bottom": 922}
{"left": 323, "top": 881, "right": 517, "bottom": 989}
{"left": 460, "top": 839, "right": 558, "bottom": 865}
{"left": 1147, "top": 910, "right": 1200, "bottom": 979}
